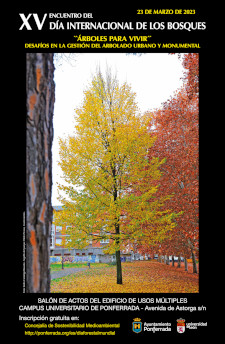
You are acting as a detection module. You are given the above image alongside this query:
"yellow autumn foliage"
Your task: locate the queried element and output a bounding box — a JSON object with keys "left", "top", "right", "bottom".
{"left": 54, "top": 70, "right": 180, "bottom": 282}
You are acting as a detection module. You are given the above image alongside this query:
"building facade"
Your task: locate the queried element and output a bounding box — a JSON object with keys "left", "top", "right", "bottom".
{"left": 50, "top": 206, "right": 138, "bottom": 263}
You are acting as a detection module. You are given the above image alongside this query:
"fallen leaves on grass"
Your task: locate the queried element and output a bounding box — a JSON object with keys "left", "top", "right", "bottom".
{"left": 51, "top": 261, "right": 198, "bottom": 293}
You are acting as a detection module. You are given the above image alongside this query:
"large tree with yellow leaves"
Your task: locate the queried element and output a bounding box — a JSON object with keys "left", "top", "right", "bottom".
{"left": 55, "top": 70, "right": 178, "bottom": 284}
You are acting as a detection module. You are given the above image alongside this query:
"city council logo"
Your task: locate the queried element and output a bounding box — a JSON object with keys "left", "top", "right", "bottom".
{"left": 132, "top": 318, "right": 142, "bottom": 333}
{"left": 177, "top": 319, "right": 185, "bottom": 333}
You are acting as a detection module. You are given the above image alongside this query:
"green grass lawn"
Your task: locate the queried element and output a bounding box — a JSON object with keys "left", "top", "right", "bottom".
{"left": 50, "top": 262, "right": 115, "bottom": 272}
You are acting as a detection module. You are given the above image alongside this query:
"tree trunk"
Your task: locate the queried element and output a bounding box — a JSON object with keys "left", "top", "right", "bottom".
{"left": 192, "top": 250, "right": 198, "bottom": 274}
{"left": 177, "top": 256, "right": 181, "bottom": 268}
{"left": 184, "top": 258, "right": 188, "bottom": 271}
{"left": 116, "top": 250, "right": 122, "bottom": 284}
{"left": 165, "top": 255, "right": 169, "bottom": 265}
{"left": 115, "top": 220, "right": 122, "bottom": 284}
{"left": 172, "top": 255, "right": 175, "bottom": 266}
{"left": 166, "top": 256, "right": 170, "bottom": 265}
{"left": 112, "top": 157, "right": 122, "bottom": 284}
{"left": 26, "top": 53, "right": 55, "bottom": 292}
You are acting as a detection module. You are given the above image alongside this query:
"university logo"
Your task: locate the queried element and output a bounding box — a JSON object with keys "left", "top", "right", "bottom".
{"left": 132, "top": 318, "right": 142, "bottom": 333}
{"left": 177, "top": 319, "right": 185, "bottom": 333}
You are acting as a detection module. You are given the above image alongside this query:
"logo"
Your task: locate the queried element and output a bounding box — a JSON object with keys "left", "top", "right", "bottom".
{"left": 177, "top": 319, "right": 185, "bottom": 333}
{"left": 132, "top": 318, "right": 142, "bottom": 333}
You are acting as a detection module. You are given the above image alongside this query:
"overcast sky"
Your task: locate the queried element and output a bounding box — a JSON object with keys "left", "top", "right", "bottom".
{"left": 52, "top": 53, "right": 185, "bottom": 205}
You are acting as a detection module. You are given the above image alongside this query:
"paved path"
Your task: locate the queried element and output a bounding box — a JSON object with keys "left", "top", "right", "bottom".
{"left": 51, "top": 267, "right": 87, "bottom": 280}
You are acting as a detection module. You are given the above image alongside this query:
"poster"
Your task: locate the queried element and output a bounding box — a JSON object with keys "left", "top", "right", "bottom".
{"left": 14, "top": 5, "right": 210, "bottom": 338}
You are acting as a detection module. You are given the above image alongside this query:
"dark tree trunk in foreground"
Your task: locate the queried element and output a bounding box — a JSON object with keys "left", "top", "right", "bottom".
{"left": 26, "top": 53, "right": 55, "bottom": 292}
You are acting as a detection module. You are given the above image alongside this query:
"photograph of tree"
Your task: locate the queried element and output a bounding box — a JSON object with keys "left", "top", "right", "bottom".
{"left": 26, "top": 53, "right": 199, "bottom": 293}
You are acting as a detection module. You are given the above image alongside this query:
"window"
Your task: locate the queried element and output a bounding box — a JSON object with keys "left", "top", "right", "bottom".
{"left": 100, "top": 226, "right": 110, "bottom": 243}
{"left": 56, "top": 238, "right": 62, "bottom": 245}
{"left": 88, "top": 237, "right": 92, "bottom": 244}
{"left": 100, "top": 238, "right": 110, "bottom": 244}
{"left": 56, "top": 226, "right": 62, "bottom": 233}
